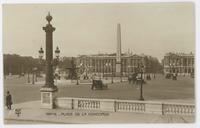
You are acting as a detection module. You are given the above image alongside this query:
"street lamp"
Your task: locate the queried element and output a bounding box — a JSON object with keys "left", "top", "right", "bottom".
{"left": 39, "top": 47, "right": 44, "bottom": 60}
{"left": 39, "top": 46, "right": 60, "bottom": 78}
{"left": 102, "top": 60, "right": 104, "bottom": 79}
{"left": 105, "top": 62, "right": 113, "bottom": 83}
{"left": 128, "top": 65, "right": 131, "bottom": 75}
{"left": 38, "top": 47, "right": 44, "bottom": 77}
{"left": 105, "top": 62, "right": 111, "bottom": 79}
{"left": 172, "top": 62, "right": 175, "bottom": 73}
{"left": 27, "top": 68, "right": 30, "bottom": 83}
{"left": 54, "top": 46, "right": 60, "bottom": 82}
{"left": 169, "top": 63, "right": 172, "bottom": 73}
{"left": 139, "top": 64, "right": 144, "bottom": 101}
{"left": 55, "top": 46, "right": 60, "bottom": 60}
{"left": 76, "top": 67, "right": 79, "bottom": 85}
{"left": 76, "top": 63, "right": 83, "bottom": 85}
{"left": 111, "top": 62, "right": 113, "bottom": 83}
{"left": 105, "top": 62, "right": 109, "bottom": 80}
{"left": 32, "top": 67, "right": 37, "bottom": 84}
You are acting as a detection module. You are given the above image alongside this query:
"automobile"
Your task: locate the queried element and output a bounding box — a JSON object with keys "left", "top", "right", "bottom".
{"left": 91, "top": 79, "right": 108, "bottom": 90}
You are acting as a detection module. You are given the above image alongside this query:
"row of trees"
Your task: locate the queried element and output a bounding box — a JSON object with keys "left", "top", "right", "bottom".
{"left": 4, "top": 54, "right": 40, "bottom": 75}
{"left": 3, "top": 54, "right": 163, "bottom": 77}
{"left": 144, "top": 56, "right": 163, "bottom": 74}
{"left": 3, "top": 54, "right": 77, "bottom": 77}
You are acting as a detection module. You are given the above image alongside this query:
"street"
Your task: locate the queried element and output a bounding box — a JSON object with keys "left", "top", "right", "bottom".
{"left": 4, "top": 74, "right": 195, "bottom": 105}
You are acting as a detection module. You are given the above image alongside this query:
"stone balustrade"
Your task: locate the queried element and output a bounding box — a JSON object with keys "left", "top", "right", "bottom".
{"left": 77, "top": 99, "right": 100, "bottom": 110}
{"left": 115, "top": 100, "right": 145, "bottom": 113}
{"left": 56, "top": 97, "right": 195, "bottom": 116}
{"left": 162, "top": 103, "right": 195, "bottom": 115}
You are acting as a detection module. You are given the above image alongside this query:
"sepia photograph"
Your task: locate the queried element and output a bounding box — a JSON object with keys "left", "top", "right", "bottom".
{"left": 2, "top": 1, "right": 197, "bottom": 125}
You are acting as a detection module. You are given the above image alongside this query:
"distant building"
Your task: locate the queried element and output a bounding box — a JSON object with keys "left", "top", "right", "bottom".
{"left": 163, "top": 52, "right": 194, "bottom": 75}
{"left": 75, "top": 24, "right": 162, "bottom": 77}
{"left": 76, "top": 52, "right": 162, "bottom": 76}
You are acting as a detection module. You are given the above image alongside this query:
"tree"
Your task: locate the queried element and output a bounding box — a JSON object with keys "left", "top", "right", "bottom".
{"left": 3, "top": 54, "right": 40, "bottom": 75}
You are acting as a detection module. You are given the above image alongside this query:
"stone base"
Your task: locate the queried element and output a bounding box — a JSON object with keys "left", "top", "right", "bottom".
{"left": 40, "top": 87, "right": 58, "bottom": 109}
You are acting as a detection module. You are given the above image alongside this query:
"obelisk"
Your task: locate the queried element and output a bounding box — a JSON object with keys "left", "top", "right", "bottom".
{"left": 40, "top": 12, "right": 58, "bottom": 109}
{"left": 116, "top": 23, "right": 122, "bottom": 76}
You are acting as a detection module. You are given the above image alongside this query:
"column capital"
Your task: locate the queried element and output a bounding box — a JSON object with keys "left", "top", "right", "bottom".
{"left": 43, "top": 24, "right": 55, "bottom": 33}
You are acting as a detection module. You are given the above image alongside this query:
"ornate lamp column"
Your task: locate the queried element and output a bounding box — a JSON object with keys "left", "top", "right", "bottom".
{"left": 40, "top": 12, "right": 58, "bottom": 109}
{"left": 139, "top": 64, "right": 144, "bottom": 101}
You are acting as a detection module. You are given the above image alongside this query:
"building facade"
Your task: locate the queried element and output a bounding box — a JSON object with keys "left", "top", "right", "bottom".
{"left": 75, "top": 24, "right": 162, "bottom": 77}
{"left": 163, "top": 52, "right": 194, "bottom": 75}
{"left": 76, "top": 53, "right": 151, "bottom": 77}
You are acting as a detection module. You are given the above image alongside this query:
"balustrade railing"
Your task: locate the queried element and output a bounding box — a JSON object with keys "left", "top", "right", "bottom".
{"left": 116, "top": 101, "right": 145, "bottom": 113}
{"left": 78, "top": 99, "right": 100, "bottom": 110}
{"left": 162, "top": 103, "right": 195, "bottom": 115}
{"left": 56, "top": 97, "right": 195, "bottom": 116}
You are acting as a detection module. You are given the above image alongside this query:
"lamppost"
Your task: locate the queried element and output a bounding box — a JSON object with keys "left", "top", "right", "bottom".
{"left": 55, "top": 46, "right": 60, "bottom": 60}
{"left": 120, "top": 67, "right": 123, "bottom": 82}
{"left": 172, "top": 62, "right": 175, "bottom": 73}
{"left": 105, "top": 62, "right": 109, "bottom": 80}
{"left": 39, "top": 47, "right": 44, "bottom": 60}
{"left": 38, "top": 47, "right": 44, "bottom": 77}
{"left": 105, "top": 62, "right": 113, "bottom": 83}
{"left": 139, "top": 64, "right": 144, "bottom": 101}
{"left": 111, "top": 63, "right": 114, "bottom": 83}
{"left": 102, "top": 60, "right": 104, "bottom": 79}
{"left": 32, "top": 67, "right": 38, "bottom": 84}
{"left": 169, "top": 63, "right": 172, "bottom": 74}
{"left": 39, "top": 46, "right": 60, "bottom": 80}
{"left": 76, "top": 63, "right": 83, "bottom": 85}
{"left": 27, "top": 69, "right": 30, "bottom": 83}
{"left": 40, "top": 12, "right": 58, "bottom": 109}
{"left": 128, "top": 65, "right": 131, "bottom": 75}
{"left": 76, "top": 66, "right": 79, "bottom": 85}
{"left": 54, "top": 46, "right": 60, "bottom": 82}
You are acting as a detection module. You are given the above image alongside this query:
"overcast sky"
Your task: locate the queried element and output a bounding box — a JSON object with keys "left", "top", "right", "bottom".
{"left": 3, "top": 3, "right": 195, "bottom": 61}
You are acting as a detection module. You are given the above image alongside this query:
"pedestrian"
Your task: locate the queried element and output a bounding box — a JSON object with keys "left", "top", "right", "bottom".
{"left": 6, "top": 91, "right": 12, "bottom": 110}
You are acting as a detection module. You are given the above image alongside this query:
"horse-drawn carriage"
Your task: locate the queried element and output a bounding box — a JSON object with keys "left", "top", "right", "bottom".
{"left": 128, "top": 73, "right": 146, "bottom": 84}
{"left": 91, "top": 79, "right": 108, "bottom": 90}
{"left": 165, "top": 73, "right": 173, "bottom": 79}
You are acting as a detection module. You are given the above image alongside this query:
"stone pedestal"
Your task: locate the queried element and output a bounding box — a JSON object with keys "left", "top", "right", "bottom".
{"left": 40, "top": 87, "right": 58, "bottom": 109}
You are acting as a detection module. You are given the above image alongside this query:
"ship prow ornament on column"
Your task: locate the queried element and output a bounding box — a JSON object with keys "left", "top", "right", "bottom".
{"left": 115, "top": 23, "right": 122, "bottom": 76}
{"left": 40, "top": 12, "right": 58, "bottom": 109}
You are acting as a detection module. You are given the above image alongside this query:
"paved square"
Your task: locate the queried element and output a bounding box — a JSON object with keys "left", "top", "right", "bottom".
{"left": 4, "top": 74, "right": 195, "bottom": 104}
